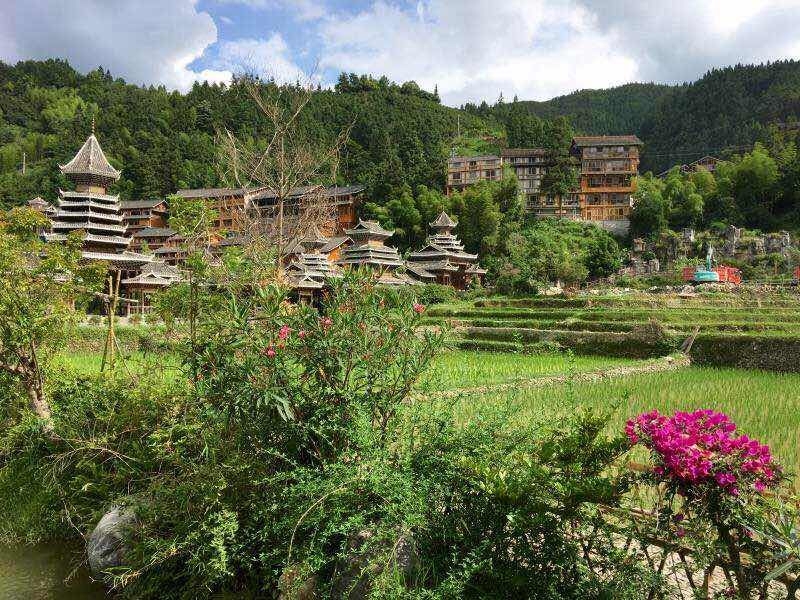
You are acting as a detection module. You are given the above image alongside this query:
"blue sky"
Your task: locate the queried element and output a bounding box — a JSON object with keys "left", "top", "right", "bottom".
{"left": 3, "top": 1, "right": 800, "bottom": 106}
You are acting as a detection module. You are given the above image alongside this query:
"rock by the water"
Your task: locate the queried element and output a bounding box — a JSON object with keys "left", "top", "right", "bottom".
{"left": 86, "top": 506, "right": 135, "bottom": 578}
{"left": 330, "top": 530, "right": 418, "bottom": 599}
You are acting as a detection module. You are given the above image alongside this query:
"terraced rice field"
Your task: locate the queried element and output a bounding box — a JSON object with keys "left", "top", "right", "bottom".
{"left": 420, "top": 351, "right": 641, "bottom": 391}
{"left": 440, "top": 363, "right": 800, "bottom": 486}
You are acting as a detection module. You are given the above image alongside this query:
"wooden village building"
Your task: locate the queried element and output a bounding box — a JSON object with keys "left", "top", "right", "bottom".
{"left": 406, "top": 211, "right": 486, "bottom": 289}
{"left": 40, "top": 132, "right": 183, "bottom": 313}
{"left": 46, "top": 132, "right": 154, "bottom": 274}
{"left": 130, "top": 227, "right": 176, "bottom": 252}
{"left": 174, "top": 184, "right": 364, "bottom": 237}
{"left": 500, "top": 148, "right": 579, "bottom": 218}
{"left": 336, "top": 220, "right": 410, "bottom": 286}
{"left": 446, "top": 155, "right": 502, "bottom": 195}
{"left": 121, "top": 199, "right": 169, "bottom": 235}
{"left": 37, "top": 132, "right": 485, "bottom": 310}
{"left": 570, "top": 135, "right": 643, "bottom": 234}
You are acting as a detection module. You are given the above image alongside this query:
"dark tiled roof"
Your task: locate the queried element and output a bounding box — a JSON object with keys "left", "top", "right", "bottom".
{"left": 121, "top": 199, "right": 167, "bottom": 210}
{"left": 176, "top": 185, "right": 364, "bottom": 202}
{"left": 572, "top": 135, "right": 643, "bottom": 147}
{"left": 326, "top": 185, "right": 365, "bottom": 197}
{"left": 320, "top": 236, "right": 352, "bottom": 253}
{"left": 175, "top": 187, "right": 247, "bottom": 199}
{"left": 60, "top": 134, "right": 121, "bottom": 181}
{"left": 133, "top": 227, "right": 176, "bottom": 238}
{"left": 404, "top": 263, "right": 436, "bottom": 280}
{"left": 430, "top": 211, "right": 456, "bottom": 228}
{"left": 448, "top": 155, "right": 500, "bottom": 164}
{"left": 346, "top": 219, "right": 394, "bottom": 238}
{"left": 501, "top": 148, "right": 548, "bottom": 157}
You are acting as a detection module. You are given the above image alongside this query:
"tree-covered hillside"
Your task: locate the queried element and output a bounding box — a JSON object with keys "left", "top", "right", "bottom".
{"left": 0, "top": 60, "right": 492, "bottom": 208}
{"left": 4, "top": 58, "right": 800, "bottom": 212}
{"left": 474, "top": 60, "right": 800, "bottom": 174}
{"left": 639, "top": 61, "right": 800, "bottom": 173}
{"left": 476, "top": 83, "right": 672, "bottom": 141}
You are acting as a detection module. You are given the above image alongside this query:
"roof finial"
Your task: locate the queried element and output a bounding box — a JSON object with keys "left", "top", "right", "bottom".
{"left": 91, "top": 116, "right": 95, "bottom": 136}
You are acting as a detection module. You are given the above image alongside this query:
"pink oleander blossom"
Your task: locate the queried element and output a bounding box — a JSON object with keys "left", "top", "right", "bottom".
{"left": 298, "top": 330, "right": 307, "bottom": 339}
{"left": 413, "top": 303, "right": 425, "bottom": 314}
{"left": 625, "top": 409, "right": 779, "bottom": 493}
{"left": 320, "top": 316, "right": 333, "bottom": 330}
{"left": 278, "top": 325, "right": 291, "bottom": 340}
{"left": 265, "top": 346, "right": 276, "bottom": 358}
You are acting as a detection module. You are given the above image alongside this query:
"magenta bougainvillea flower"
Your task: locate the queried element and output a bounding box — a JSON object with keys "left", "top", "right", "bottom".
{"left": 626, "top": 409, "right": 779, "bottom": 494}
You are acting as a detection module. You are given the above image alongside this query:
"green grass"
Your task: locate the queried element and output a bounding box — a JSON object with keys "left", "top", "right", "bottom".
{"left": 52, "top": 347, "right": 800, "bottom": 482}
{"left": 450, "top": 366, "right": 800, "bottom": 484}
{"left": 50, "top": 351, "right": 180, "bottom": 376}
{"left": 420, "top": 351, "right": 640, "bottom": 391}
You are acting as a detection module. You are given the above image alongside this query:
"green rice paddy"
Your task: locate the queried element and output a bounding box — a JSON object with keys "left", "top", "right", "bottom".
{"left": 52, "top": 347, "right": 800, "bottom": 481}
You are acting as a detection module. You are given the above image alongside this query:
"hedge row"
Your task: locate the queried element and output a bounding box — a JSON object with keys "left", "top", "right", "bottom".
{"left": 689, "top": 334, "right": 800, "bottom": 373}
{"left": 429, "top": 307, "right": 800, "bottom": 324}
{"left": 457, "top": 326, "right": 800, "bottom": 372}
{"left": 430, "top": 317, "right": 800, "bottom": 334}
{"left": 69, "top": 325, "right": 175, "bottom": 353}
{"left": 461, "top": 327, "right": 681, "bottom": 359}
{"left": 474, "top": 295, "right": 800, "bottom": 310}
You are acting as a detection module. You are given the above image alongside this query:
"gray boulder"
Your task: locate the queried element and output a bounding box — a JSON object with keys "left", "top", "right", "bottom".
{"left": 330, "top": 530, "right": 418, "bottom": 599}
{"left": 86, "top": 506, "right": 136, "bottom": 578}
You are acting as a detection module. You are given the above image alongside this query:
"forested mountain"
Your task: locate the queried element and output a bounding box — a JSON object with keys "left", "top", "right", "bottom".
{"left": 639, "top": 61, "right": 800, "bottom": 173}
{"left": 3, "top": 58, "right": 800, "bottom": 211}
{"left": 473, "top": 83, "right": 672, "bottom": 141}
{"left": 478, "top": 60, "right": 800, "bottom": 174}
{"left": 0, "top": 60, "right": 489, "bottom": 208}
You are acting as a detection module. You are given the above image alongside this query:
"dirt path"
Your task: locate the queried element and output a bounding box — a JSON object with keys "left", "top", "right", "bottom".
{"left": 422, "top": 354, "right": 692, "bottom": 399}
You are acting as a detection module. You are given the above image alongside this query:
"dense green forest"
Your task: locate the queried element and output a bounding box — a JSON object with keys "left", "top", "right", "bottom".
{"left": 483, "top": 60, "right": 800, "bottom": 174}
{"left": 0, "top": 60, "right": 491, "bottom": 208}
{"left": 469, "top": 83, "right": 671, "bottom": 144}
{"left": 3, "top": 57, "right": 800, "bottom": 223}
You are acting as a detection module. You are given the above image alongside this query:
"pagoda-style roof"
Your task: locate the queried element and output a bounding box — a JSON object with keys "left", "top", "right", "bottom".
{"left": 345, "top": 219, "right": 394, "bottom": 241}
{"left": 121, "top": 261, "right": 182, "bottom": 287}
{"left": 430, "top": 211, "right": 456, "bottom": 229}
{"left": 301, "top": 224, "right": 329, "bottom": 251}
{"left": 52, "top": 209, "right": 123, "bottom": 223}
{"left": 60, "top": 134, "right": 121, "bottom": 181}
{"left": 320, "top": 236, "right": 352, "bottom": 254}
{"left": 337, "top": 244, "right": 404, "bottom": 268}
{"left": 408, "top": 243, "right": 476, "bottom": 263}
{"left": 404, "top": 263, "right": 436, "bottom": 282}
{"left": 81, "top": 250, "right": 152, "bottom": 267}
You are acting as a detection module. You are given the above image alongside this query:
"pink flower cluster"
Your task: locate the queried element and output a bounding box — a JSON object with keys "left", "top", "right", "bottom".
{"left": 413, "top": 303, "right": 426, "bottom": 314}
{"left": 626, "top": 409, "right": 778, "bottom": 495}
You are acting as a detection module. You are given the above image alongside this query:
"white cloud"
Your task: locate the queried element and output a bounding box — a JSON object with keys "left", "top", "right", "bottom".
{"left": 217, "top": 0, "right": 327, "bottom": 21}
{"left": 318, "top": 0, "right": 637, "bottom": 105}
{"left": 0, "top": 0, "right": 231, "bottom": 90}
{"left": 211, "top": 34, "right": 310, "bottom": 83}
{"left": 318, "top": 0, "right": 800, "bottom": 106}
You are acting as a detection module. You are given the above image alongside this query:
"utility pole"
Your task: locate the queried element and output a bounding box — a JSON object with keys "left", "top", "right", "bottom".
{"left": 21, "top": 152, "right": 26, "bottom": 175}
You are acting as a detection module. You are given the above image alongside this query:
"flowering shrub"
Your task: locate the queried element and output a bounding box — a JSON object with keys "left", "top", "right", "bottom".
{"left": 626, "top": 409, "right": 779, "bottom": 496}
{"left": 626, "top": 409, "right": 798, "bottom": 597}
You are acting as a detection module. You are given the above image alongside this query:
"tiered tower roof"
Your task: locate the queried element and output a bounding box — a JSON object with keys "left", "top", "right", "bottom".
{"left": 408, "top": 211, "right": 477, "bottom": 265}
{"left": 337, "top": 220, "right": 405, "bottom": 269}
{"left": 47, "top": 132, "right": 149, "bottom": 264}
{"left": 59, "top": 133, "right": 121, "bottom": 184}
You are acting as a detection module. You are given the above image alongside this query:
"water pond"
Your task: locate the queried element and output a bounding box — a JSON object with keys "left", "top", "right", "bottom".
{"left": 0, "top": 543, "right": 106, "bottom": 599}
